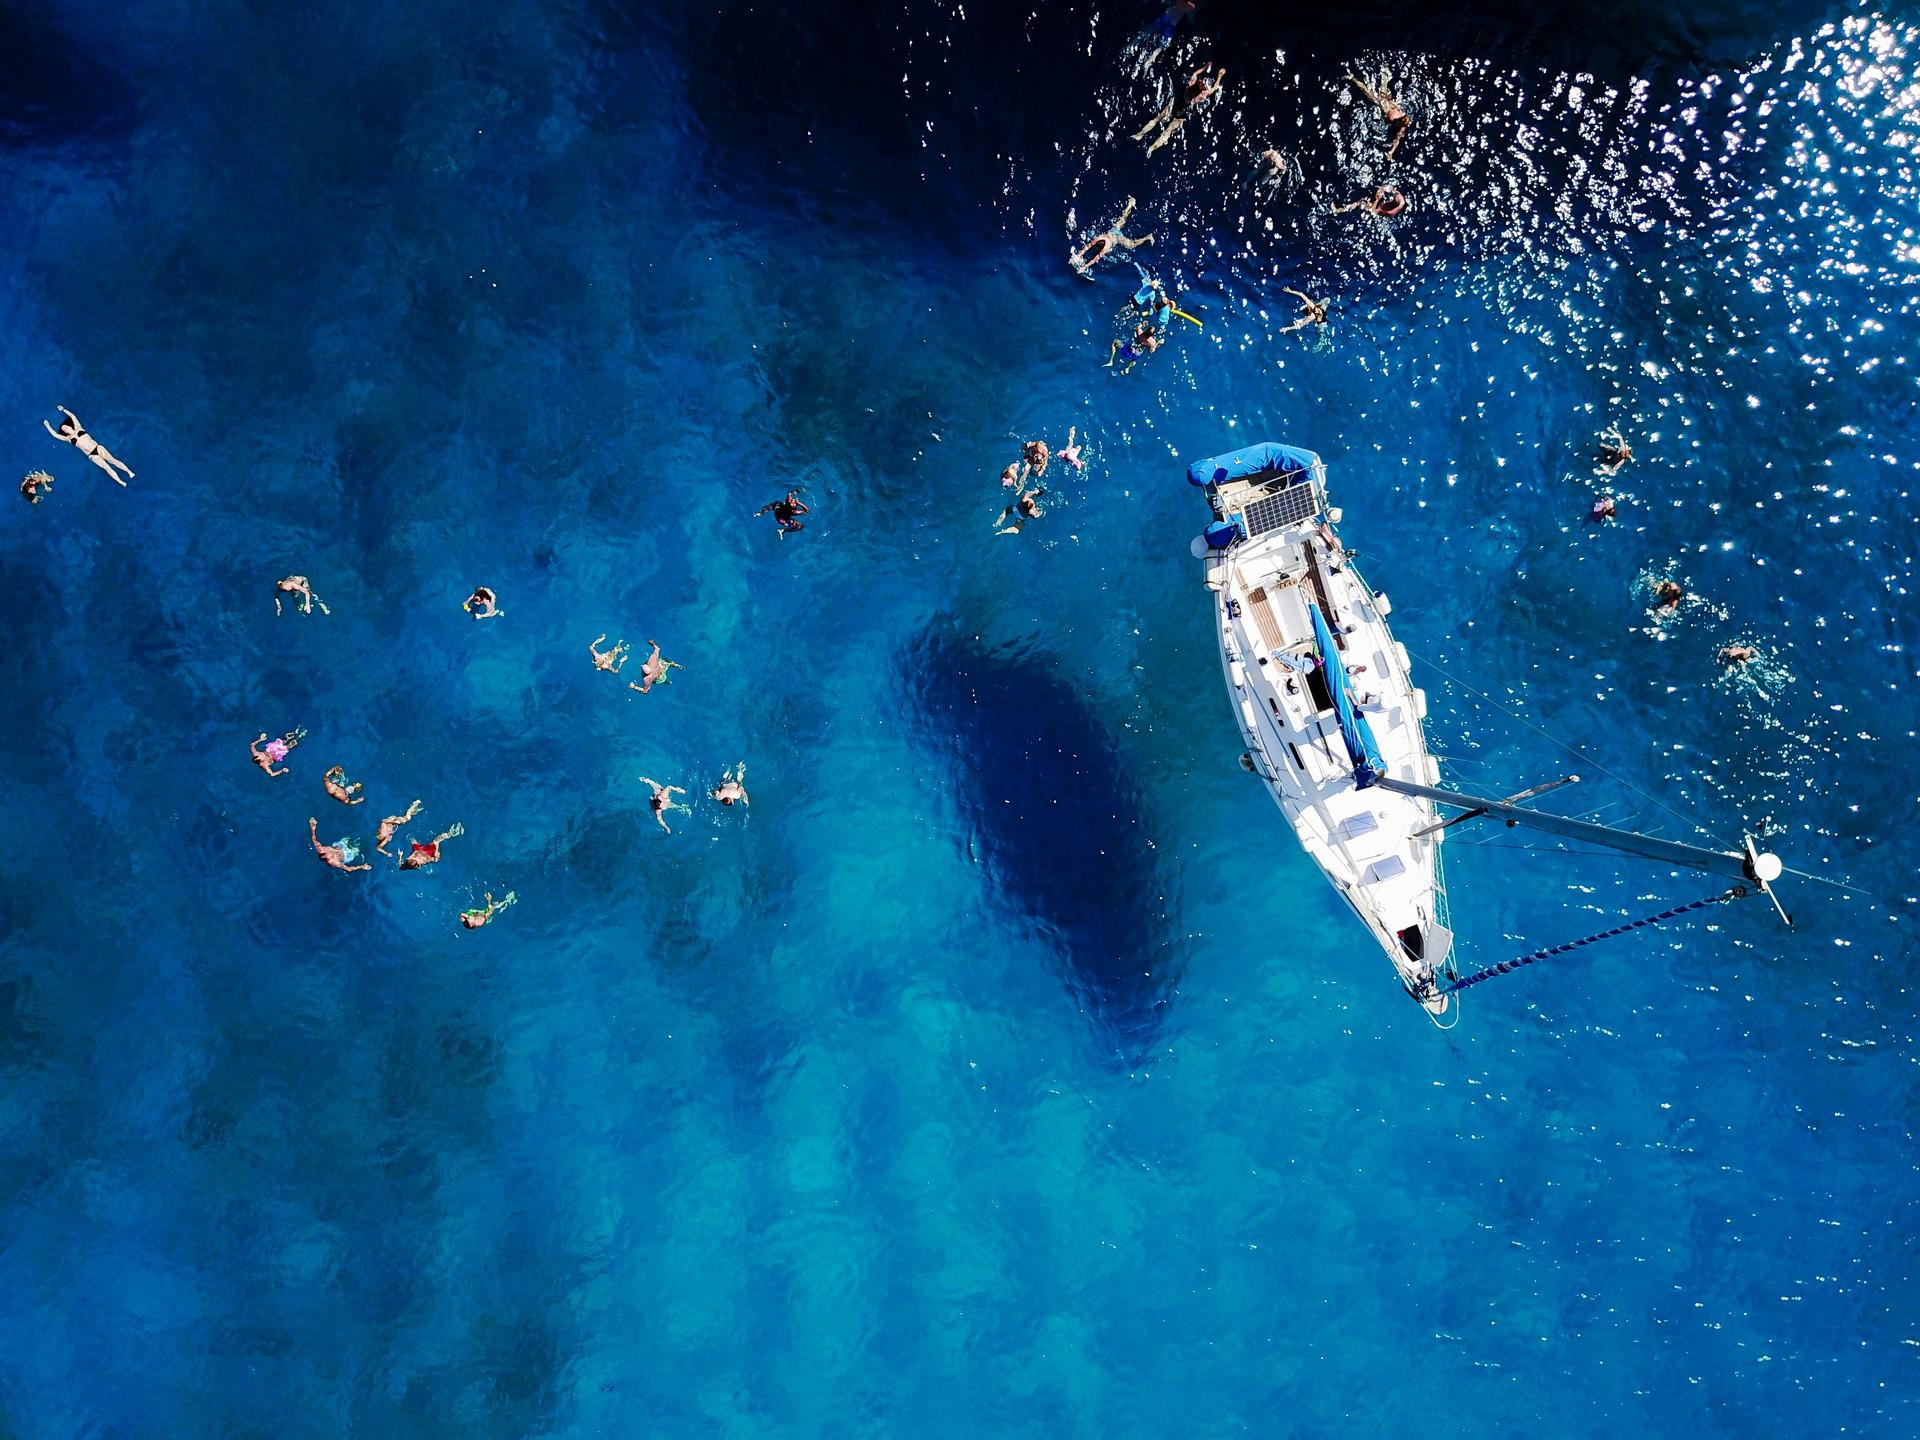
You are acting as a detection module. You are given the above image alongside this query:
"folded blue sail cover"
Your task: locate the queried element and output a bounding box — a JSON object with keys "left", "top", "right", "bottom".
{"left": 1186, "top": 442, "right": 1319, "bottom": 488}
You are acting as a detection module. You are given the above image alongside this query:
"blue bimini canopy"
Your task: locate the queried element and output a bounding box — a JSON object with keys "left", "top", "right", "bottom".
{"left": 1311, "top": 600, "right": 1386, "bottom": 789}
{"left": 1186, "top": 441, "right": 1320, "bottom": 488}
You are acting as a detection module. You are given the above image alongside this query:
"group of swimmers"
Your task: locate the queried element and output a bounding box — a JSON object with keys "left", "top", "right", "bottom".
{"left": 993, "top": 430, "right": 1087, "bottom": 535}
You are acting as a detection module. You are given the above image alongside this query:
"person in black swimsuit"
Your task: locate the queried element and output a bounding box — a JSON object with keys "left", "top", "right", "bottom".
{"left": 1133, "top": 64, "right": 1226, "bottom": 155}
{"left": 44, "top": 406, "right": 133, "bottom": 485}
{"left": 756, "top": 490, "right": 809, "bottom": 537}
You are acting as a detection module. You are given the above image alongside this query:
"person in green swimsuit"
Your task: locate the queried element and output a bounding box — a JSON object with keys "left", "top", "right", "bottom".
{"left": 461, "top": 892, "right": 517, "bottom": 929}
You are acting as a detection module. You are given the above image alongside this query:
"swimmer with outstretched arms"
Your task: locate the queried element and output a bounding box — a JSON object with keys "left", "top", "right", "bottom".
{"left": 639, "top": 776, "right": 692, "bottom": 833}
{"left": 250, "top": 728, "right": 305, "bottom": 777}
{"left": 1597, "top": 425, "right": 1633, "bottom": 475}
{"left": 756, "top": 490, "right": 809, "bottom": 536}
{"left": 1070, "top": 197, "right": 1153, "bottom": 277}
{"left": 461, "top": 891, "right": 517, "bottom": 929}
{"left": 590, "top": 635, "right": 630, "bottom": 673}
{"left": 1280, "top": 287, "right": 1329, "bottom": 333}
{"left": 375, "top": 799, "right": 424, "bottom": 856}
{"left": 995, "top": 485, "right": 1046, "bottom": 535}
{"left": 1134, "top": 64, "right": 1227, "bottom": 156}
{"left": 309, "top": 818, "right": 372, "bottom": 873}
{"left": 44, "top": 406, "right": 133, "bottom": 485}
{"left": 1346, "top": 71, "right": 1412, "bottom": 161}
{"left": 629, "top": 640, "right": 683, "bottom": 695}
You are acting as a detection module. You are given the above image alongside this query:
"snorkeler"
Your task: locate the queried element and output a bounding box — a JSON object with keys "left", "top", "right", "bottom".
{"left": 399, "top": 821, "right": 464, "bottom": 871}
{"left": 374, "top": 799, "right": 424, "bottom": 856}
{"left": 1133, "top": 64, "right": 1227, "bottom": 156}
{"left": 1597, "top": 425, "right": 1633, "bottom": 475}
{"left": 1332, "top": 186, "right": 1406, "bottom": 218}
{"left": 1346, "top": 71, "right": 1412, "bottom": 162}
{"left": 756, "top": 490, "right": 809, "bottom": 536}
{"left": 590, "top": 635, "right": 631, "bottom": 673}
{"left": 274, "top": 575, "right": 330, "bottom": 616}
{"left": 995, "top": 485, "right": 1047, "bottom": 535}
{"left": 323, "top": 765, "right": 366, "bottom": 805}
{"left": 1070, "top": 197, "right": 1153, "bottom": 277}
{"left": 461, "top": 891, "right": 517, "bottom": 929}
{"left": 463, "top": 586, "right": 502, "bottom": 619}
{"left": 628, "top": 640, "right": 683, "bottom": 695}
{"left": 20, "top": 471, "right": 53, "bottom": 505}
{"left": 639, "top": 776, "right": 692, "bottom": 833}
{"left": 1718, "top": 644, "right": 1757, "bottom": 666}
{"left": 710, "top": 763, "right": 749, "bottom": 808}
{"left": 309, "top": 818, "right": 372, "bottom": 874}
{"left": 1058, "top": 426, "right": 1085, "bottom": 471}
{"left": 1280, "top": 287, "right": 1329, "bottom": 333}
{"left": 43, "top": 406, "right": 133, "bottom": 485}
{"left": 1107, "top": 322, "right": 1162, "bottom": 371}
{"left": 250, "top": 728, "right": 304, "bottom": 777}
{"left": 1655, "top": 579, "right": 1685, "bottom": 610}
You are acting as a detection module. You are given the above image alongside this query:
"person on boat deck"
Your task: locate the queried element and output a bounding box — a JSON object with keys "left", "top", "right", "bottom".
{"left": 1597, "top": 425, "right": 1633, "bottom": 475}
{"left": 250, "top": 728, "right": 304, "bottom": 777}
{"left": 1070, "top": 197, "right": 1153, "bottom": 277}
{"left": 1346, "top": 71, "right": 1412, "bottom": 162}
{"left": 399, "top": 821, "right": 464, "bottom": 871}
{"left": 1654, "top": 579, "right": 1684, "bottom": 610}
{"left": 375, "top": 799, "right": 424, "bottom": 856}
{"left": 1718, "top": 644, "right": 1757, "bottom": 666}
{"left": 309, "top": 819, "right": 371, "bottom": 874}
{"left": 629, "top": 640, "right": 682, "bottom": 694}
{"left": 1281, "top": 287, "right": 1328, "bottom": 333}
{"left": 1332, "top": 185, "right": 1406, "bottom": 219}
{"left": 590, "top": 634, "right": 631, "bottom": 673}
{"left": 639, "top": 776, "right": 691, "bottom": 833}
{"left": 463, "top": 586, "right": 502, "bottom": 619}
{"left": 461, "top": 891, "right": 517, "bottom": 929}
{"left": 44, "top": 406, "right": 134, "bottom": 485}
{"left": 274, "top": 575, "right": 330, "bottom": 616}
{"left": 20, "top": 470, "right": 54, "bottom": 504}
{"left": 1106, "top": 322, "right": 1162, "bottom": 372}
{"left": 1023, "top": 439, "right": 1050, "bottom": 478}
{"left": 710, "top": 763, "right": 750, "bottom": 808}
{"left": 1133, "top": 65, "right": 1227, "bottom": 156}
{"left": 323, "top": 764, "right": 365, "bottom": 805}
{"left": 995, "top": 484, "right": 1047, "bottom": 535}
{"left": 756, "top": 490, "right": 809, "bottom": 536}
{"left": 1591, "top": 494, "right": 1617, "bottom": 522}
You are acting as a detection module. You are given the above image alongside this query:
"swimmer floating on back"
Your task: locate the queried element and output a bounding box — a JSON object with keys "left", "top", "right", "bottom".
{"left": 629, "top": 640, "right": 682, "bottom": 695}
{"left": 1070, "top": 197, "right": 1153, "bottom": 278}
{"left": 639, "top": 776, "right": 692, "bottom": 833}
{"left": 1346, "top": 71, "right": 1412, "bottom": 162}
{"left": 1597, "top": 425, "right": 1633, "bottom": 475}
{"left": 309, "top": 818, "right": 372, "bottom": 873}
{"left": 250, "top": 728, "right": 305, "bottom": 777}
{"left": 461, "top": 891, "right": 517, "bottom": 929}
{"left": 44, "top": 406, "right": 133, "bottom": 485}
{"left": 1133, "top": 65, "right": 1226, "bottom": 156}
{"left": 275, "top": 575, "right": 330, "bottom": 616}
{"left": 1280, "top": 287, "right": 1329, "bottom": 333}
{"left": 590, "top": 635, "right": 630, "bottom": 673}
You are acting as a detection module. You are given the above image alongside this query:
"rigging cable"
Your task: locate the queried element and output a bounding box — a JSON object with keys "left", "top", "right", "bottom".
{"left": 1436, "top": 886, "right": 1749, "bottom": 996}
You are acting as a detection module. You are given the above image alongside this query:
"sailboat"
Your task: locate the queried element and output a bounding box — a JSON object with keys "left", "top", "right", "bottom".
{"left": 1188, "top": 442, "right": 1788, "bottom": 1023}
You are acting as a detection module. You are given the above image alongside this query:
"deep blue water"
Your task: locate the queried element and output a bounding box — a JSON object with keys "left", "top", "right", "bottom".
{"left": 2, "top": 1, "right": 1917, "bottom": 1434}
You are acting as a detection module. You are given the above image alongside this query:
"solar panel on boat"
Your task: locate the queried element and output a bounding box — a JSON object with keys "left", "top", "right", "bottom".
{"left": 1241, "top": 483, "right": 1319, "bottom": 537}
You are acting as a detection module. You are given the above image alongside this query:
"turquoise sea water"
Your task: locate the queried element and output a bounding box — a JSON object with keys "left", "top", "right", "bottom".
{"left": 1, "top": 1, "right": 1916, "bottom": 1433}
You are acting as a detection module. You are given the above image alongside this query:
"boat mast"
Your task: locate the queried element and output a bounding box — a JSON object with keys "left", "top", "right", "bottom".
{"left": 1373, "top": 774, "right": 1782, "bottom": 886}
